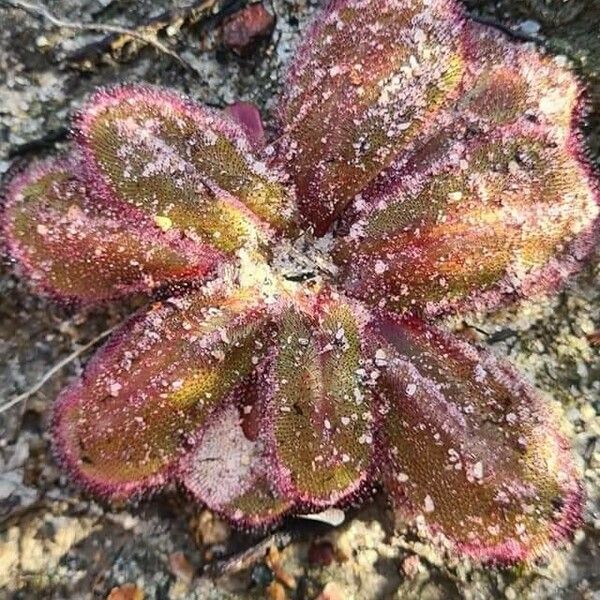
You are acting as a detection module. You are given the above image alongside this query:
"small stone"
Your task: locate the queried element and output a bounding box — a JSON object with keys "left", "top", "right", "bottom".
{"left": 265, "top": 544, "right": 281, "bottom": 569}
{"left": 580, "top": 404, "right": 596, "bottom": 423}
{"left": 374, "top": 260, "right": 388, "bottom": 274}
{"left": 266, "top": 545, "right": 296, "bottom": 589}
{"left": 471, "top": 460, "right": 484, "bottom": 480}
{"left": 222, "top": 4, "right": 276, "bottom": 57}
{"left": 106, "top": 584, "right": 143, "bottom": 600}
{"left": 401, "top": 554, "right": 421, "bottom": 579}
{"left": 168, "top": 551, "right": 194, "bottom": 584}
{"left": 334, "top": 534, "right": 352, "bottom": 562}
{"left": 316, "top": 582, "right": 346, "bottom": 600}
{"left": 153, "top": 215, "right": 172, "bottom": 231}
{"left": 267, "top": 581, "right": 287, "bottom": 600}
{"left": 424, "top": 495, "right": 435, "bottom": 512}
{"left": 518, "top": 19, "right": 541, "bottom": 35}
{"left": 0, "top": 473, "right": 19, "bottom": 500}
{"left": 308, "top": 540, "right": 335, "bottom": 567}
{"left": 375, "top": 348, "right": 387, "bottom": 366}
{"left": 251, "top": 563, "right": 274, "bottom": 587}
{"left": 192, "top": 510, "right": 230, "bottom": 546}
{"left": 587, "top": 331, "right": 600, "bottom": 347}
{"left": 505, "top": 586, "right": 517, "bottom": 600}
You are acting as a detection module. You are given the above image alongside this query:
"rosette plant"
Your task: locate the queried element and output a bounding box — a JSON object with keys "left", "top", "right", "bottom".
{"left": 2, "top": 0, "right": 599, "bottom": 565}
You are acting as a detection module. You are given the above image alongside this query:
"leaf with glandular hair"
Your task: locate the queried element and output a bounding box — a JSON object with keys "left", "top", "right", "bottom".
{"left": 180, "top": 359, "right": 294, "bottom": 529}
{"left": 267, "top": 292, "right": 373, "bottom": 507}
{"left": 458, "top": 22, "right": 582, "bottom": 138}
{"left": 356, "top": 20, "right": 589, "bottom": 210}
{"left": 180, "top": 401, "right": 293, "bottom": 529}
{"left": 368, "top": 313, "right": 583, "bottom": 564}
{"left": 1, "top": 157, "right": 222, "bottom": 303}
{"left": 52, "top": 285, "right": 282, "bottom": 500}
{"left": 274, "top": 0, "right": 466, "bottom": 235}
{"left": 180, "top": 288, "right": 376, "bottom": 523}
{"left": 226, "top": 101, "right": 267, "bottom": 150}
{"left": 75, "top": 84, "right": 297, "bottom": 252}
{"left": 335, "top": 130, "right": 599, "bottom": 316}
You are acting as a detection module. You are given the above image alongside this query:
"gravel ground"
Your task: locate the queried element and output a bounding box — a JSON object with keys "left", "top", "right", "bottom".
{"left": 0, "top": 0, "right": 598, "bottom": 598}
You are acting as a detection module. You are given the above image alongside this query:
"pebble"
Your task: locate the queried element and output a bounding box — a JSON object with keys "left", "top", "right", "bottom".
{"left": 401, "top": 554, "right": 421, "bottom": 579}
{"left": 106, "top": 584, "right": 144, "bottom": 600}
{"left": 251, "top": 563, "right": 274, "bottom": 587}
{"left": 308, "top": 540, "right": 335, "bottom": 567}
{"left": 168, "top": 551, "right": 194, "bottom": 584}
{"left": 505, "top": 586, "right": 517, "bottom": 600}
{"left": 267, "top": 581, "right": 287, "bottom": 600}
{"left": 266, "top": 545, "right": 296, "bottom": 589}
{"left": 192, "top": 510, "right": 230, "bottom": 546}
{"left": 580, "top": 404, "right": 596, "bottom": 423}
{"left": 222, "top": 3, "right": 276, "bottom": 57}
{"left": 316, "top": 581, "right": 346, "bottom": 600}
{"left": 0, "top": 472, "right": 20, "bottom": 500}
{"left": 518, "top": 20, "right": 541, "bottom": 35}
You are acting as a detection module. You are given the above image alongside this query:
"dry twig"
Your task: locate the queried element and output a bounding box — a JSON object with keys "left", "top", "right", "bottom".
{"left": 1, "top": 0, "right": 196, "bottom": 71}
{"left": 468, "top": 13, "right": 542, "bottom": 44}
{"left": 0, "top": 325, "right": 116, "bottom": 415}
{"left": 211, "top": 531, "right": 292, "bottom": 576}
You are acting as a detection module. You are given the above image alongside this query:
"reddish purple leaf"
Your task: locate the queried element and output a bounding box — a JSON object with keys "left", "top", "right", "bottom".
{"left": 1, "top": 157, "right": 221, "bottom": 303}
{"left": 53, "top": 285, "right": 281, "bottom": 500}
{"left": 226, "top": 101, "right": 267, "bottom": 150}
{"left": 75, "top": 84, "right": 297, "bottom": 250}
{"left": 273, "top": 0, "right": 466, "bottom": 235}
{"left": 335, "top": 130, "right": 599, "bottom": 316}
{"left": 368, "top": 313, "right": 582, "bottom": 563}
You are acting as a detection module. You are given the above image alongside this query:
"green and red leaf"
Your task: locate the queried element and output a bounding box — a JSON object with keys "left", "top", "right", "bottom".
{"left": 267, "top": 292, "right": 373, "bottom": 506}
{"left": 75, "top": 84, "right": 297, "bottom": 252}
{"left": 368, "top": 313, "right": 583, "bottom": 564}
{"left": 1, "top": 157, "right": 222, "bottom": 303}
{"left": 274, "top": 0, "right": 466, "bottom": 235}
{"left": 52, "top": 285, "right": 280, "bottom": 500}
{"left": 335, "top": 130, "right": 599, "bottom": 315}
